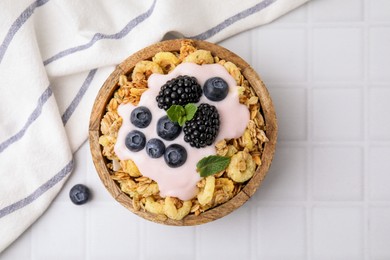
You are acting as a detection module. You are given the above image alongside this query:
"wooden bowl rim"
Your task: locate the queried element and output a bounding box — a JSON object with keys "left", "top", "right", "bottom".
{"left": 89, "top": 39, "right": 278, "bottom": 226}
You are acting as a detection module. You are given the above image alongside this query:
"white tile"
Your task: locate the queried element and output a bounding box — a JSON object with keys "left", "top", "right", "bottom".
{"left": 269, "top": 87, "right": 307, "bottom": 141}
{"left": 369, "top": 0, "right": 390, "bottom": 22}
{"left": 252, "top": 28, "right": 306, "bottom": 82}
{"left": 312, "top": 28, "right": 363, "bottom": 81}
{"left": 145, "top": 223, "right": 195, "bottom": 260}
{"left": 369, "top": 146, "right": 390, "bottom": 200}
{"left": 369, "top": 88, "right": 390, "bottom": 140}
{"left": 32, "top": 202, "right": 86, "bottom": 260}
{"left": 256, "top": 206, "right": 306, "bottom": 260}
{"left": 312, "top": 207, "right": 363, "bottom": 260}
{"left": 256, "top": 146, "right": 306, "bottom": 201}
{"left": 312, "top": 88, "right": 363, "bottom": 141}
{"left": 88, "top": 202, "right": 139, "bottom": 259}
{"left": 310, "top": 0, "right": 363, "bottom": 22}
{"left": 369, "top": 27, "right": 390, "bottom": 81}
{"left": 369, "top": 207, "right": 390, "bottom": 259}
{"left": 312, "top": 146, "right": 363, "bottom": 200}
{"left": 219, "top": 32, "right": 252, "bottom": 65}
{"left": 198, "top": 208, "right": 250, "bottom": 260}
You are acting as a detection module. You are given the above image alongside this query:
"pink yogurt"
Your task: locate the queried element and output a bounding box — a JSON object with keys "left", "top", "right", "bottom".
{"left": 114, "top": 63, "right": 249, "bottom": 201}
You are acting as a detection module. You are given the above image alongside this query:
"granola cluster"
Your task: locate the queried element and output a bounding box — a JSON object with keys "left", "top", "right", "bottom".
{"left": 99, "top": 40, "right": 268, "bottom": 221}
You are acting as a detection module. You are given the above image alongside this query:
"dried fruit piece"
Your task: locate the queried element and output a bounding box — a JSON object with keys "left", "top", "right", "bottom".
{"left": 197, "top": 176, "right": 215, "bottom": 206}
{"left": 163, "top": 197, "right": 192, "bottom": 220}
{"left": 227, "top": 151, "right": 256, "bottom": 183}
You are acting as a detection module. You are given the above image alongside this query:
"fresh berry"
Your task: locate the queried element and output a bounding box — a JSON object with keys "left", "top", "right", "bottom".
{"left": 145, "top": 138, "right": 165, "bottom": 158}
{"left": 157, "top": 115, "right": 181, "bottom": 141}
{"left": 183, "top": 103, "right": 220, "bottom": 148}
{"left": 164, "top": 144, "right": 187, "bottom": 168}
{"left": 156, "top": 75, "right": 202, "bottom": 110}
{"left": 203, "top": 77, "right": 229, "bottom": 101}
{"left": 130, "top": 106, "right": 152, "bottom": 128}
{"left": 69, "top": 184, "right": 90, "bottom": 205}
{"left": 125, "top": 130, "right": 146, "bottom": 152}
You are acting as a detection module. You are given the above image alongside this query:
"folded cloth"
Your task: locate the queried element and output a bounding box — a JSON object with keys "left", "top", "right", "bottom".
{"left": 0, "top": 0, "right": 308, "bottom": 252}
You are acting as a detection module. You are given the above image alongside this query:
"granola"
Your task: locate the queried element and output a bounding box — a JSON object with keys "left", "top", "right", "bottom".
{"left": 99, "top": 40, "right": 268, "bottom": 220}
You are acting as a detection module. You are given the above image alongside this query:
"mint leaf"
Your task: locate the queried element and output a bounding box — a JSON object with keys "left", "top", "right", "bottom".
{"left": 167, "top": 105, "right": 185, "bottom": 122}
{"left": 178, "top": 116, "right": 187, "bottom": 126}
{"left": 185, "top": 103, "right": 197, "bottom": 121}
{"left": 196, "top": 155, "right": 231, "bottom": 177}
{"left": 166, "top": 104, "right": 198, "bottom": 126}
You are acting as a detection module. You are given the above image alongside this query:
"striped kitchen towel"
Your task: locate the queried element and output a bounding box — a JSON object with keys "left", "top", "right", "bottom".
{"left": 0, "top": 0, "right": 308, "bottom": 252}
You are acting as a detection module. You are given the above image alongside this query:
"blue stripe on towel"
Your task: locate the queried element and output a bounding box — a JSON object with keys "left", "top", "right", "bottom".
{"left": 0, "top": 159, "right": 74, "bottom": 218}
{"left": 190, "top": 0, "right": 277, "bottom": 40}
{"left": 0, "top": 86, "right": 52, "bottom": 154}
{"left": 62, "top": 68, "right": 98, "bottom": 125}
{"left": 0, "top": 0, "right": 50, "bottom": 64}
{"left": 43, "top": 0, "right": 157, "bottom": 66}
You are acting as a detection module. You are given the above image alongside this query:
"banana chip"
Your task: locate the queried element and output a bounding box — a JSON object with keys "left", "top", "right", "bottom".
{"left": 163, "top": 197, "right": 192, "bottom": 220}
{"left": 227, "top": 151, "right": 256, "bottom": 183}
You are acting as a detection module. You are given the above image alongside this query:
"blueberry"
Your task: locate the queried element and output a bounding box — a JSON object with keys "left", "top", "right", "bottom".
{"left": 130, "top": 106, "right": 152, "bottom": 128}
{"left": 125, "top": 130, "right": 146, "bottom": 152}
{"left": 157, "top": 115, "right": 181, "bottom": 141}
{"left": 145, "top": 138, "right": 165, "bottom": 158}
{"left": 203, "top": 77, "right": 229, "bottom": 101}
{"left": 69, "top": 184, "right": 90, "bottom": 205}
{"left": 164, "top": 144, "right": 187, "bottom": 168}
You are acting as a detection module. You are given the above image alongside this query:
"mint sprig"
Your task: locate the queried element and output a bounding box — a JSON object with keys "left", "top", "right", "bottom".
{"left": 167, "top": 103, "right": 197, "bottom": 126}
{"left": 196, "top": 155, "right": 231, "bottom": 177}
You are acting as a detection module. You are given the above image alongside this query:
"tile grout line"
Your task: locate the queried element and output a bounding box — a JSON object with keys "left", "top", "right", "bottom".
{"left": 29, "top": 227, "right": 33, "bottom": 260}
{"left": 251, "top": 205, "right": 257, "bottom": 260}
{"left": 85, "top": 158, "right": 91, "bottom": 260}
{"left": 305, "top": 2, "right": 313, "bottom": 259}
{"left": 363, "top": 0, "right": 370, "bottom": 259}
{"left": 277, "top": 140, "right": 390, "bottom": 146}
{"left": 256, "top": 201, "right": 390, "bottom": 207}
{"left": 193, "top": 227, "right": 197, "bottom": 260}
{"left": 139, "top": 220, "right": 145, "bottom": 260}
{"left": 195, "top": 226, "right": 201, "bottom": 260}
{"left": 85, "top": 205, "right": 89, "bottom": 260}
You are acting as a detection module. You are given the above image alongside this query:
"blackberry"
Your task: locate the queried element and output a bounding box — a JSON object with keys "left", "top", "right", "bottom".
{"left": 183, "top": 103, "right": 220, "bottom": 148}
{"left": 156, "top": 75, "right": 202, "bottom": 110}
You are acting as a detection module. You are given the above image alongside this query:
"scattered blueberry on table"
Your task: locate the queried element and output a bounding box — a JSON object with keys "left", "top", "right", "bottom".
{"left": 69, "top": 184, "right": 90, "bottom": 205}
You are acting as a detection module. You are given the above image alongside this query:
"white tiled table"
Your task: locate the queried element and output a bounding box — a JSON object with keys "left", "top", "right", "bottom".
{"left": 2, "top": 0, "right": 390, "bottom": 259}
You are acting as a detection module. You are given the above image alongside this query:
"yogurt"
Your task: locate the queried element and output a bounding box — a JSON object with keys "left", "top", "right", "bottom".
{"left": 114, "top": 63, "right": 249, "bottom": 200}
